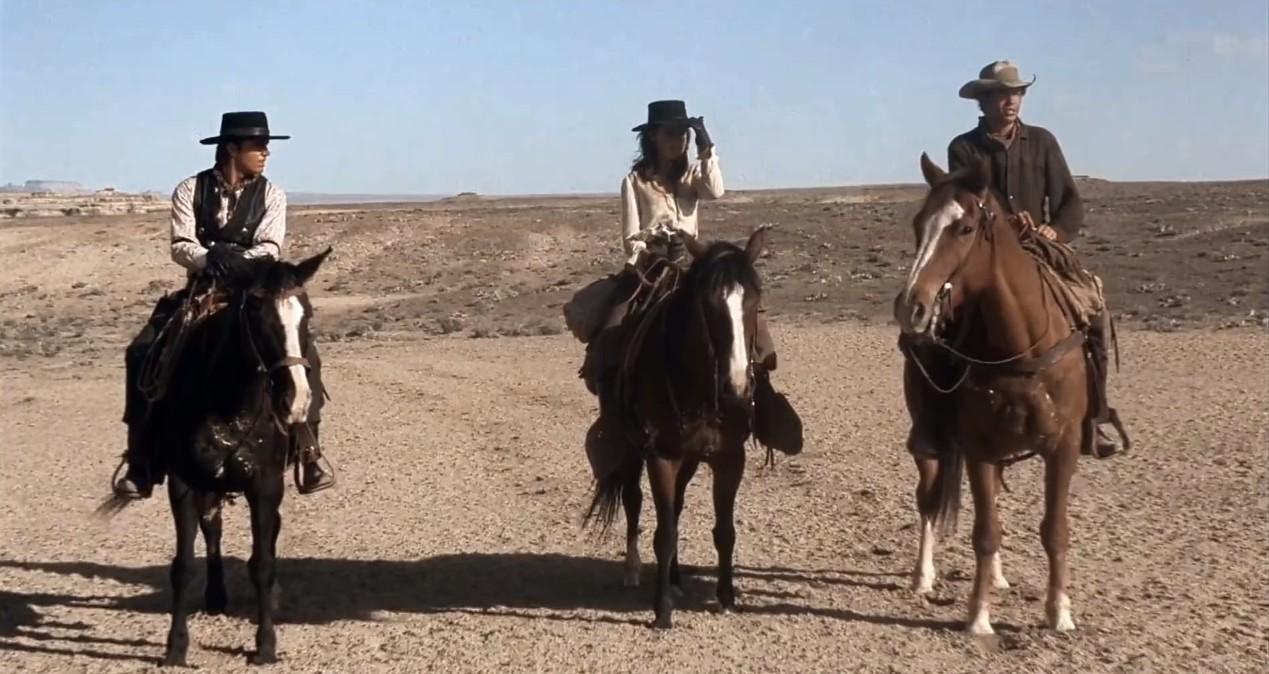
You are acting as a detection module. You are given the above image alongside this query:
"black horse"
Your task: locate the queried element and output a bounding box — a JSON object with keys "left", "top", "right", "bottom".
{"left": 587, "top": 227, "right": 769, "bottom": 629}
{"left": 99, "top": 248, "right": 330, "bottom": 666}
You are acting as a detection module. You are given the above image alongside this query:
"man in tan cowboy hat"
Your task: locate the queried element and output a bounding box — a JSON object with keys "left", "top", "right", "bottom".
{"left": 902, "top": 60, "right": 1126, "bottom": 460}
{"left": 949, "top": 60, "right": 1081, "bottom": 243}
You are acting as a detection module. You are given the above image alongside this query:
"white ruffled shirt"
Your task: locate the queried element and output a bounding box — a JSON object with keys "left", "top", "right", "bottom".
{"left": 169, "top": 172, "right": 287, "bottom": 273}
{"left": 620, "top": 148, "right": 724, "bottom": 258}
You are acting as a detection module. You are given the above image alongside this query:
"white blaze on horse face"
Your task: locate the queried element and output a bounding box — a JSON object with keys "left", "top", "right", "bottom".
{"left": 723, "top": 284, "right": 748, "bottom": 394}
{"left": 277, "top": 296, "right": 311, "bottom": 425}
{"left": 903, "top": 199, "right": 966, "bottom": 301}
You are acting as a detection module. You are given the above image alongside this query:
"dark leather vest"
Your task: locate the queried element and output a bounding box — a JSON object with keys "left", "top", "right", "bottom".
{"left": 192, "top": 169, "right": 269, "bottom": 248}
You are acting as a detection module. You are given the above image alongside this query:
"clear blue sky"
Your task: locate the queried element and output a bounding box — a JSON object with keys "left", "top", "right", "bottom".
{"left": 3, "top": 0, "right": 1267, "bottom": 194}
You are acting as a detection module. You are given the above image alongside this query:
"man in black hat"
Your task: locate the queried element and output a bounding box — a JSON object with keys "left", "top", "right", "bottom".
{"left": 113, "top": 111, "right": 334, "bottom": 498}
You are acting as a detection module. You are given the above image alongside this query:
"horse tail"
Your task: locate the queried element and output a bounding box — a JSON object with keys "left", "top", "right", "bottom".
{"left": 92, "top": 494, "right": 134, "bottom": 521}
{"left": 934, "top": 442, "right": 964, "bottom": 537}
{"left": 584, "top": 471, "right": 624, "bottom": 533}
{"left": 584, "top": 453, "right": 641, "bottom": 534}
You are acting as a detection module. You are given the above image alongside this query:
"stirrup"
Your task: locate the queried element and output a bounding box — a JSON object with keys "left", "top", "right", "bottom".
{"left": 1096, "top": 409, "right": 1131, "bottom": 459}
{"left": 109, "top": 458, "right": 152, "bottom": 500}
{"left": 294, "top": 456, "right": 336, "bottom": 495}
{"left": 1089, "top": 433, "right": 1119, "bottom": 460}
{"left": 1086, "top": 410, "right": 1130, "bottom": 460}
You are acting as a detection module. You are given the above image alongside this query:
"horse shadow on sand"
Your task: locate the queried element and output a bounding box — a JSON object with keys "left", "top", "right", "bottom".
{"left": 1, "top": 553, "right": 997, "bottom": 663}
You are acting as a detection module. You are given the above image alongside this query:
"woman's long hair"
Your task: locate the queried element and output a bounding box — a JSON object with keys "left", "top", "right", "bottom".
{"left": 631, "top": 127, "right": 689, "bottom": 189}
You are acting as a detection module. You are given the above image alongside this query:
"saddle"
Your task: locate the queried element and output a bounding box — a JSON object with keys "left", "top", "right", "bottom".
{"left": 903, "top": 228, "right": 1129, "bottom": 462}
{"left": 138, "top": 279, "right": 230, "bottom": 406}
{"left": 1017, "top": 230, "right": 1130, "bottom": 454}
{"left": 1017, "top": 229, "right": 1105, "bottom": 332}
{"left": 578, "top": 255, "right": 684, "bottom": 393}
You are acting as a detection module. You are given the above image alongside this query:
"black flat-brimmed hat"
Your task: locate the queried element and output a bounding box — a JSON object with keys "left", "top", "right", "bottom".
{"left": 199, "top": 111, "right": 291, "bottom": 145}
{"left": 632, "top": 100, "right": 692, "bottom": 132}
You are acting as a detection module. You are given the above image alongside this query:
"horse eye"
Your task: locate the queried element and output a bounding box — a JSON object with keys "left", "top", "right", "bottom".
{"left": 959, "top": 221, "right": 975, "bottom": 235}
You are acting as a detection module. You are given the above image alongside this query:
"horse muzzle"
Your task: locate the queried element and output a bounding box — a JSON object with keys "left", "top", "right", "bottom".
{"left": 895, "top": 283, "right": 951, "bottom": 336}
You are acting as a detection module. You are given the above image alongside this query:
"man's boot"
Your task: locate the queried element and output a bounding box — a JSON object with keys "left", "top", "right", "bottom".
{"left": 295, "top": 422, "right": 334, "bottom": 494}
{"left": 902, "top": 345, "right": 947, "bottom": 460}
{"left": 112, "top": 424, "right": 154, "bottom": 499}
{"left": 1084, "top": 313, "right": 1129, "bottom": 459}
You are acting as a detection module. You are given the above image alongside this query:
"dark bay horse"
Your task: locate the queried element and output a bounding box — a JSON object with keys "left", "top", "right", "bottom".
{"left": 587, "top": 227, "right": 769, "bottom": 630}
{"left": 100, "top": 249, "right": 331, "bottom": 665}
{"left": 895, "top": 154, "right": 1091, "bottom": 635}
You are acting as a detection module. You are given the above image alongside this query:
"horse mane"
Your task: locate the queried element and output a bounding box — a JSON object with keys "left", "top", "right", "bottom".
{"left": 924, "top": 163, "right": 1017, "bottom": 246}
{"left": 682, "top": 241, "right": 762, "bottom": 299}
{"left": 224, "top": 258, "right": 309, "bottom": 296}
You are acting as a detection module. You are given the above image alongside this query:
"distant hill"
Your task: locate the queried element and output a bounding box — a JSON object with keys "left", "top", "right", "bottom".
{"left": 0, "top": 180, "right": 88, "bottom": 194}
{"left": 288, "top": 192, "right": 446, "bottom": 205}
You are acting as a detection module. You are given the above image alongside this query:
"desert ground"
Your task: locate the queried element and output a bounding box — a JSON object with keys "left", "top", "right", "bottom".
{"left": 1, "top": 180, "right": 1266, "bottom": 672}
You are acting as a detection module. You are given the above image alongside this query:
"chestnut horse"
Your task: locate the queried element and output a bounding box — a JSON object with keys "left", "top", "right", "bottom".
{"left": 895, "top": 155, "right": 1092, "bottom": 635}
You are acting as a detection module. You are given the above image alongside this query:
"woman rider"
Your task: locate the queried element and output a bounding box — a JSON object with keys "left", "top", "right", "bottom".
{"left": 580, "top": 100, "right": 800, "bottom": 479}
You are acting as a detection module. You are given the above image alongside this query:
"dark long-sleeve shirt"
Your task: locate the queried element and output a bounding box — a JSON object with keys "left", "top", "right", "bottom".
{"left": 948, "top": 119, "right": 1084, "bottom": 242}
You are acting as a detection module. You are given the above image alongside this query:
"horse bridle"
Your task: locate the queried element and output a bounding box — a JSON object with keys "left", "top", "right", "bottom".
{"left": 905, "top": 198, "right": 1055, "bottom": 392}
{"left": 236, "top": 289, "right": 313, "bottom": 437}
{"left": 660, "top": 273, "right": 760, "bottom": 430}
{"left": 239, "top": 288, "right": 312, "bottom": 376}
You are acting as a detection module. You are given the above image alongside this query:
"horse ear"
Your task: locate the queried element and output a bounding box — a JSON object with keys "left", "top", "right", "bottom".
{"left": 745, "top": 224, "right": 772, "bottom": 263}
{"left": 679, "top": 230, "right": 710, "bottom": 259}
{"left": 293, "top": 247, "right": 333, "bottom": 286}
{"left": 920, "top": 152, "right": 946, "bottom": 187}
{"left": 959, "top": 156, "right": 991, "bottom": 197}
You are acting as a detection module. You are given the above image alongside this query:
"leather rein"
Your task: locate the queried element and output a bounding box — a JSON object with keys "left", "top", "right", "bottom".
{"left": 903, "top": 199, "right": 1086, "bottom": 395}
{"left": 237, "top": 287, "right": 311, "bottom": 436}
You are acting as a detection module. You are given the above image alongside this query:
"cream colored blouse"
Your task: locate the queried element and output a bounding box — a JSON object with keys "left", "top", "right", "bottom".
{"left": 620, "top": 148, "right": 724, "bottom": 256}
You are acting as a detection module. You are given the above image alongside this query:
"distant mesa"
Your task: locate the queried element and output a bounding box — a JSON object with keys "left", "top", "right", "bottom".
{"left": 0, "top": 180, "right": 88, "bottom": 194}
{"left": 0, "top": 181, "right": 165, "bottom": 219}
{"left": 439, "top": 191, "right": 482, "bottom": 204}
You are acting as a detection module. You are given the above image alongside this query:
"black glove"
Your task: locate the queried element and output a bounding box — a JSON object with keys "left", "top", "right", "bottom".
{"left": 689, "top": 116, "right": 713, "bottom": 152}
{"left": 205, "top": 243, "right": 250, "bottom": 281}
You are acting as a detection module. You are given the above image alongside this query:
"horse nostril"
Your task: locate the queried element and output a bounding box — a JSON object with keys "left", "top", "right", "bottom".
{"left": 910, "top": 303, "right": 927, "bottom": 327}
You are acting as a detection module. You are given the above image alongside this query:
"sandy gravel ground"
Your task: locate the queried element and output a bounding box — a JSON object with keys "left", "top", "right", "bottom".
{"left": 1, "top": 185, "right": 1266, "bottom": 672}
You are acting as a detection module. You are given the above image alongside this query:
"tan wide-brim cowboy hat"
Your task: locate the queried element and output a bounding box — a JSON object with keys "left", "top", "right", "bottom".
{"left": 958, "top": 60, "right": 1037, "bottom": 99}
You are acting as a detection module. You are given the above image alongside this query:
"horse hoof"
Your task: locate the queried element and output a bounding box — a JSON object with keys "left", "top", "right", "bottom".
{"left": 652, "top": 615, "right": 673, "bottom": 630}
{"left": 1047, "top": 593, "right": 1075, "bottom": 631}
{"left": 911, "top": 577, "right": 935, "bottom": 595}
{"left": 965, "top": 617, "right": 994, "bottom": 636}
{"left": 163, "top": 633, "right": 189, "bottom": 668}
{"left": 248, "top": 651, "right": 278, "bottom": 666}
{"left": 717, "top": 589, "right": 737, "bottom": 613}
